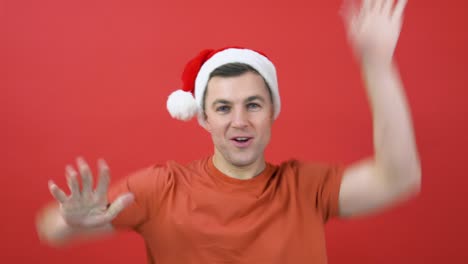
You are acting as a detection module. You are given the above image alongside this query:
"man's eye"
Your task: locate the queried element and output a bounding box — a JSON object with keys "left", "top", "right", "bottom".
{"left": 216, "top": 105, "right": 230, "bottom": 112}
{"left": 247, "top": 103, "right": 261, "bottom": 110}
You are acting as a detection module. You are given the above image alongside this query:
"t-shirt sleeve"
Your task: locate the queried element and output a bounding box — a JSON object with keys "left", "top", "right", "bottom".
{"left": 295, "top": 161, "right": 345, "bottom": 222}
{"left": 107, "top": 164, "right": 172, "bottom": 231}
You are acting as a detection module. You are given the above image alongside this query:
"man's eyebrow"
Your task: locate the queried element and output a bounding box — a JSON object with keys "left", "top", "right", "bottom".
{"left": 211, "top": 99, "right": 231, "bottom": 107}
{"left": 245, "top": 95, "right": 266, "bottom": 103}
{"left": 211, "top": 96, "right": 266, "bottom": 107}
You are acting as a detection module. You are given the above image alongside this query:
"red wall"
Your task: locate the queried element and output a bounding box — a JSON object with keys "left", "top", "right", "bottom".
{"left": 2, "top": 0, "right": 468, "bottom": 263}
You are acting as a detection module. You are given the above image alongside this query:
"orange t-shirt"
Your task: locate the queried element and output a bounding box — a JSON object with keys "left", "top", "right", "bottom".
{"left": 108, "top": 157, "right": 344, "bottom": 264}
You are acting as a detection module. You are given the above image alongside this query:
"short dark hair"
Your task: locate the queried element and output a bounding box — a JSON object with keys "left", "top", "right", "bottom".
{"left": 202, "top": 63, "right": 272, "bottom": 113}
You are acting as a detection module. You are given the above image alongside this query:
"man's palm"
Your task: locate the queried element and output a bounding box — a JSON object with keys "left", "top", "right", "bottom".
{"left": 342, "top": 0, "right": 408, "bottom": 64}
{"left": 48, "top": 158, "right": 134, "bottom": 228}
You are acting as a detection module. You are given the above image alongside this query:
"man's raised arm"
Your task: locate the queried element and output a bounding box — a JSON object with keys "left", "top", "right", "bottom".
{"left": 338, "top": 0, "right": 421, "bottom": 217}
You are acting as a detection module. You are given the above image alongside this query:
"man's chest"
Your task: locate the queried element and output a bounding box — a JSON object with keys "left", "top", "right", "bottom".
{"left": 140, "top": 186, "right": 329, "bottom": 263}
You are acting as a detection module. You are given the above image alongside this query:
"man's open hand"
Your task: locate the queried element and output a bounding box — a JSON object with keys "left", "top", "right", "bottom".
{"left": 48, "top": 158, "right": 134, "bottom": 228}
{"left": 341, "top": 0, "right": 408, "bottom": 65}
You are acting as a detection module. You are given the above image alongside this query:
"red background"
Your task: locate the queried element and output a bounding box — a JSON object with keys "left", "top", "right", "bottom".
{"left": 2, "top": 0, "right": 468, "bottom": 263}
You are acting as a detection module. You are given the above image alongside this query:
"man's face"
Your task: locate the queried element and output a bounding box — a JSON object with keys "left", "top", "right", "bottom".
{"left": 202, "top": 71, "right": 274, "bottom": 169}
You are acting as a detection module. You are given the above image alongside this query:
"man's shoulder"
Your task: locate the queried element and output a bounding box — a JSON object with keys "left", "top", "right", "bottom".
{"left": 272, "top": 159, "right": 344, "bottom": 196}
{"left": 122, "top": 157, "right": 207, "bottom": 181}
{"left": 122, "top": 157, "right": 210, "bottom": 187}
{"left": 166, "top": 156, "right": 210, "bottom": 171}
{"left": 138, "top": 156, "right": 209, "bottom": 171}
{"left": 273, "top": 159, "right": 342, "bottom": 176}
{"left": 145, "top": 157, "right": 210, "bottom": 179}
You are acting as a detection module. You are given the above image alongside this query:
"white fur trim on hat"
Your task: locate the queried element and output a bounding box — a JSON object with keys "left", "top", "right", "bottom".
{"left": 166, "top": 89, "right": 198, "bottom": 121}
{"left": 167, "top": 48, "right": 280, "bottom": 122}
{"left": 195, "top": 48, "right": 281, "bottom": 120}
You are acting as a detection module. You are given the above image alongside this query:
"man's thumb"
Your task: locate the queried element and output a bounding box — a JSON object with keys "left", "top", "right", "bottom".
{"left": 107, "top": 193, "right": 135, "bottom": 219}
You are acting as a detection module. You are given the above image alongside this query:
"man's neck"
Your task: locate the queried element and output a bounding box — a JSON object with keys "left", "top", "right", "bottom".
{"left": 212, "top": 153, "right": 266, "bottom": 180}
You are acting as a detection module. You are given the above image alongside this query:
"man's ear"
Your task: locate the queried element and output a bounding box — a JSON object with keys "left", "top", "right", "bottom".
{"left": 198, "top": 112, "right": 211, "bottom": 132}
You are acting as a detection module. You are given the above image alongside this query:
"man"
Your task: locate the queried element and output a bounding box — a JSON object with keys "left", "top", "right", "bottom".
{"left": 36, "top": 0, "right": 421, "bottom": 263}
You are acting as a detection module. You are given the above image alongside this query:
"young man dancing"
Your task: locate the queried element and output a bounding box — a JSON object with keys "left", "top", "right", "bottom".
{"left": 37, "top": 1, "right": 421, "bottom": 263}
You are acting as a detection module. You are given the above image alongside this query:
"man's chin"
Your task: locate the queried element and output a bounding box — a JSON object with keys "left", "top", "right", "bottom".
{"left": 230, "top": 160, "right": 253, "bottom": 168}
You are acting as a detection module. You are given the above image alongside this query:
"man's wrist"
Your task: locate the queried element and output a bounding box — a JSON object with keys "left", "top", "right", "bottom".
{"left": 361, "top": 58, "right": 394, "bottom": 73}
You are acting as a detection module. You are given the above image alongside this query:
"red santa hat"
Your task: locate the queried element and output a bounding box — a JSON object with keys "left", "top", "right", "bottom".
{"left": 166, "top": 47, "right": 281, "bottom": 121}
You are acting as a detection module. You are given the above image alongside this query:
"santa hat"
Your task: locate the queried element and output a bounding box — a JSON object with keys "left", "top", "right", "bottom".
{"left": 166, "top": 47, "right": 280, "bottom": 121}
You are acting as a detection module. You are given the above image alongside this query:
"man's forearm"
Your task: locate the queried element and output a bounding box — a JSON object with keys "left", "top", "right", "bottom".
{"left": 363, "top": 61, "right": 421, "bottom": 193}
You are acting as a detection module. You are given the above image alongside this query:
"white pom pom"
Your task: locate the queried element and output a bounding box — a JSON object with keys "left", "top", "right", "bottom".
{"left": 166, "top": 89, "right": 198, "bottom": 121}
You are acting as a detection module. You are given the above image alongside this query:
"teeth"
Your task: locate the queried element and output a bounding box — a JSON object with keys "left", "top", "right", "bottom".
{"left": 235, "top": 137, "right": 249, "bottom": 141}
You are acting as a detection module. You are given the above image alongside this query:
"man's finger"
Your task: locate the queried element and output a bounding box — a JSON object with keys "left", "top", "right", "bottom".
{"left": 382, "top": 0, "right": 394, "bottom": 15}
{"left": 340, "top": 0, "right": 361, "bottom": 34}
{"left": 375, "top": 0, "right": 385, "bottom": 12}
{"left": 77, "top": 157, "right": 93, "bottom": 197}
{"left": 48, "top": 180, "right": 68, "bottom": 203}
{"left": 66, "top": 165, "right": 81, "bottom": 198}
{"left": 105, "top": 193, "right": 135, "bottom": 220}
{"left": 95, "top": 159, "right": 110, "bottom": 201}
{"left": 392, "top": 0, "right": 407, "bottom": 20}
{"left": 362, "top": 0, "right": 373, "bottom": 13}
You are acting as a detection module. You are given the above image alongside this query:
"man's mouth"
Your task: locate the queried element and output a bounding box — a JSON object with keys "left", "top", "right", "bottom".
{"left": 233, "top": 137, "right": 250, "bottom": 142}
{"left": 231, "top": 137, "right": 253, "bottom": 147}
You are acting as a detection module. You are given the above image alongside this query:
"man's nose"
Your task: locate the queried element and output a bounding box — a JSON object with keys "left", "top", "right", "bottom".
{"left": 231, "top": 108, "right": 248, "bottom": 128}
